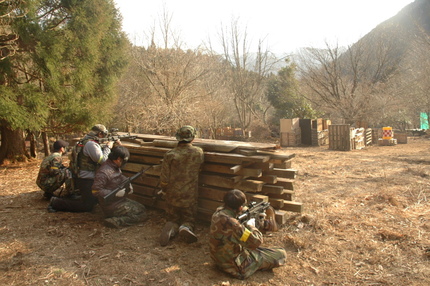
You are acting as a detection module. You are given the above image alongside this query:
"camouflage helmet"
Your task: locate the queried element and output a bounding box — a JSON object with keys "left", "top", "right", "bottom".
{"left": 91, "top": 124, "right": 108, "bottom": 136}
{"left": 176, "top": 125, "right": 196, "bottom": 142}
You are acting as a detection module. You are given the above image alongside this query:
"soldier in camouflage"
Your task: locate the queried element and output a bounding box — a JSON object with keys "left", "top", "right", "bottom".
{"left": 36, "top": 140, "right": 72, "bottom": 199}
{"left": 209, "top": 189, "right": 286, "bottom": 279}
{"left": 92, "top": 146, "right": 147, "bottom": 228}
{"left": 159, "top": 125, "right": 204, "bottom": 246}
{"left": 49, "top": 124, "right": 118, "bottom": 212}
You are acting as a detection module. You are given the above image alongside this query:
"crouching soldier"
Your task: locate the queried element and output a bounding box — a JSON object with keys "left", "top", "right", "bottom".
{"left": 92, "top": 146, "right": 148, "bottom": 228}
{"left": 36, "top": 140, "right": 73, "bottom": 199}
{"left": 209, "top": 189, "right": 286, "bottom": 279}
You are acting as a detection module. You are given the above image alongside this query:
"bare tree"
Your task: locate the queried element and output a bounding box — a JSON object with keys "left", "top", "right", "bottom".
{"left": 113, "top": 8, "right": 221, "bottom": 135}
{"left": 297, "top": 37, "right": 399, "bottom": 125}
{"left": 217, "top": 18, "right": 278, "bottom": 136}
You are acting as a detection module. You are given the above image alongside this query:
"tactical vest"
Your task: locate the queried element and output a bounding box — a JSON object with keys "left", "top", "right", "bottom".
{"left": 70, "top": 138, "right": 99, "bottom": 177}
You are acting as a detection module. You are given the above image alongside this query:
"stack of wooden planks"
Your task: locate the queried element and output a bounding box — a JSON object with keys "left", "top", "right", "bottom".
{"left": 120, "top": 133, "right": 303, "bottom": 225}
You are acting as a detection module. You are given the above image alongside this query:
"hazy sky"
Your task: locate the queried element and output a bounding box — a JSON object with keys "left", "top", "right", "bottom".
{"left": 113, "top": 0, "right": 415, "bottom": 54}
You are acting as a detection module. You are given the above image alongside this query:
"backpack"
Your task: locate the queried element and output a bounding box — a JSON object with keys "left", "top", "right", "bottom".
{"left": 69, "top": 140, "right": 85, "bottom": 178}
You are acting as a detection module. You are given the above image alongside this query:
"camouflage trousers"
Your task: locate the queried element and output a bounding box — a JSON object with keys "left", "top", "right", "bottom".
{"left": 165, "top": 203, "right": 197, "bottom": 231}
{"left": 106, "top": 199, "right": 147, "bottom": 227}
{"left": 221, "top": 247, "right": 287, "bottom": 280}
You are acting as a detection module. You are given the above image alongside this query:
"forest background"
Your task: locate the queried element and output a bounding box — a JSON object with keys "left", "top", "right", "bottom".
{"left": 1, "top": 0, "right": 430, "bottom": 164}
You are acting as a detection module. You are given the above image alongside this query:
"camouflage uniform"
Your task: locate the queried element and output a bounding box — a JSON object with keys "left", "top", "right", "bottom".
{"left": 160, "top": 142, "right": 204, "bottom": 231}
{"left": 50, "top": 133, "right": 110, "bottom": 212}
{"left": 36, "top": 152, "right": 71, "bottom": 198}
{"left": 209, "top": 206, "right": 286, "bottom": 279}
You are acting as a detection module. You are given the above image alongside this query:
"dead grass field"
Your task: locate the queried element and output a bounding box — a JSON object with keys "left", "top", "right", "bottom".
{"left": 0, "top": 137, "right": 429, "bottom": 286}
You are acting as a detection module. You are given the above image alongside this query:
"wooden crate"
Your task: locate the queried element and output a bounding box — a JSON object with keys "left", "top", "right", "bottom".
{"left": 329, "top": 124, "right": 353, "bottom": 151}
{"left": 280, "top": 129, "right": 301, "bottom": 147}
{"left": 378, "top": 138, "right": 397, "bottom": 146}
{"left": 280, "top": 118, "right": 300, "bottom": 132}
{"left": 394, "top": 132, "right": 408, "bottom": 144}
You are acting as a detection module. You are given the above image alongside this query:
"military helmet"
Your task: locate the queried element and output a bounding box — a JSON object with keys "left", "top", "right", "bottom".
{"left": 176, "top": 125, "right": 196, "bottom": 142}
{"left": 91, "top": 124, "right": 108, "bottom": 136}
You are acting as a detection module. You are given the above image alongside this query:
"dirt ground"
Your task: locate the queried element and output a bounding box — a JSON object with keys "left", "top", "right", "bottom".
{"left": 1, "top": 137, "right": 429, "bottom": 286}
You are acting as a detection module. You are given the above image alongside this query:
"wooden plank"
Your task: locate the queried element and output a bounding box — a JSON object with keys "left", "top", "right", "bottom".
{"left": 273, "top": 178, "right": 294, "bottom": 190}
{"left": 127, "top": 146, "right": 170, "bottom": 156}
{"left": 204, "top": 152, "right": 270, "bottom": 164}
{"left": 198, "top": 198, "right": 223, "bottom": 212}
{"left": 272, "top": 159, "right": 292, "bottom": 169}
{"left": 237, "top": 167, "right": 262, "bottom": 177}
{"left": 122, "top": 163, "right": 161, "bottom": 176}
{"left": 265, "top": 168, "right": 297, "bottom": 179}
{"left": 261, "top": 184, "right": 284, "bottom": 195}
{"left": 153, "top": 139, "right": 178, "bottom": 149}
{"left": 199, "top": 185, "right": 231, "bottom": 202}
{"left": 275, "top": 210, "right": 289, "bottom": 225}
{"left": 265, "top": 190, "right": 294, "bottom": 201}
{"left": 236, "top": 180, "right": 264, "bottom": 193}
{"left": 268, "top": 198, "right": 284, "bottom": 209}
{"left": 245, "top": 194, "right": 269, "bottom": 203}
{"left": 280, "top": 201, "right": 303, "bottom": 213}
{"left": 129, "top": 154, "right": 163, "bottom": 165}
{"left": 202, "top": 163, "right": 242, "bottom": 174}
{"left": 256, "top": 150, "right": 295, "bottom": 161}
{"left": 248, "top": 175, "right": 277, "bottom": 184}
{"left": 123, "top": 171, "right": 160, "bottom": 187}
{"left": 245, "top": 162, "right": 273, "bottom": 172}
{"left": 200, "top": 174, "right": 236, "bottom": 189}
{"left": 132, "top": 184, "right": 160, "bottom": 197}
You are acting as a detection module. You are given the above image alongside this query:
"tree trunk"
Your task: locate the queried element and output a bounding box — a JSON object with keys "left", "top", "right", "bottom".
{"left": 42, "top": 132, "right": 50, "bottom": 156}
{"left": 29, "top": 131, "right": 37, "bottom": 158}
{"left": 0, "top": 123, "right": 30, "bottom": 164}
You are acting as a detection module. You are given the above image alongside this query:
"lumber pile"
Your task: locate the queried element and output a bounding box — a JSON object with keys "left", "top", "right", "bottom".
{"left": 119, "top": 133, "right": 302, "bottom": 225}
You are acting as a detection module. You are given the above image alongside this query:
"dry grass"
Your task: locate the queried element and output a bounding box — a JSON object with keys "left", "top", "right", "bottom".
{"left": 0, "top": 137, "right": 429, "bottom": 285}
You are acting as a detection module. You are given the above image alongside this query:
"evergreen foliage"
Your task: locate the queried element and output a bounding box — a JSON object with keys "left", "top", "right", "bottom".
{"left": 266, "top": 60, "right": 315, "bottom": 121}
{"left": 0, "top": 0, "right": 128, "bottom": 163}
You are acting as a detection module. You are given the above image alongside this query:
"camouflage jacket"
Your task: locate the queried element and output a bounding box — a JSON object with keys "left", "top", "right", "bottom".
{"left": 92, "top": 159, "right": 131, "bottom": 217}
{"left": 209, "top": 206, "right": 263, "bottom": 277}
{"left": 160, "top": 143, "right": 204, "bottom": 208}
{"left": 36, "top": 152, "right": 68, "bottom": 193}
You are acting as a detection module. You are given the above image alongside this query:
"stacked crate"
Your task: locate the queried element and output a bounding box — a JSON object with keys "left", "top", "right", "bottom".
{"left": 280, "top": 118, "right": 301, "bottom": 147}
{"left": 120, "top": 133, "right": 302, "bottom": 226}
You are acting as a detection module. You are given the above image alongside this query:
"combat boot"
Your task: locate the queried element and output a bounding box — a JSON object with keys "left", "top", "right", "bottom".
{"left": 179, "top": 225, "right": 197, "bottom": 244}
{"left": 160, "top": 222, "right": 176, "bottom": 246}
{"left": 47, "top": 197, "right": 57, "bottom": 213}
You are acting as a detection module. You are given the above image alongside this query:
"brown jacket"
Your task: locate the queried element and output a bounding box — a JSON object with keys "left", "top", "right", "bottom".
{"left": 92, "top": 159, "right": 130, "bottom": 216}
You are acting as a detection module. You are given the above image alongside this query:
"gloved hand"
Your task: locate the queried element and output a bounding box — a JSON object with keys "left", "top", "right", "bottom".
{"left": 246, "top": 218, "right": 256, "bottom": 228}
{"left": 115, "top": 188, "right": 126, "bottom": 197}
{"left": 258, "top": 213, "right": 267, "bottom": 227}
{"left": 128, "top": 184, "right": 133, "bottom": 195}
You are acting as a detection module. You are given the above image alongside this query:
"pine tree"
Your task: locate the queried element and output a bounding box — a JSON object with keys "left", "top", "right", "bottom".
{"left": 0, "top": 0, "right": 128, "bottom": 163}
